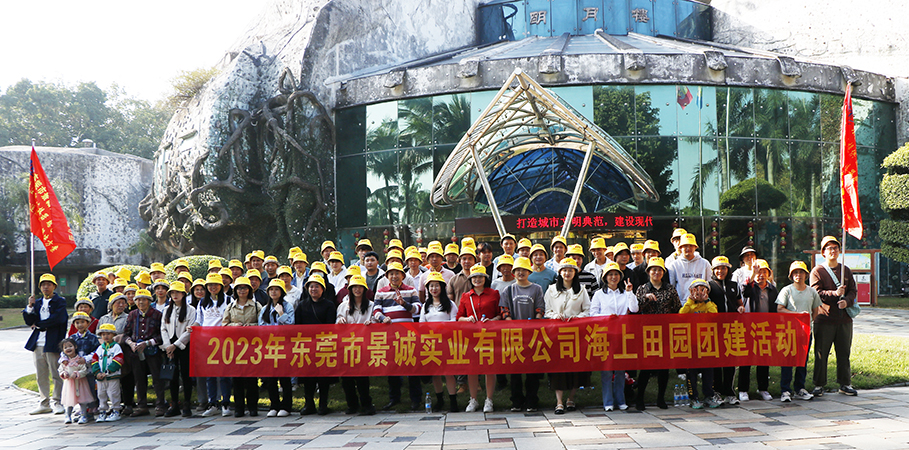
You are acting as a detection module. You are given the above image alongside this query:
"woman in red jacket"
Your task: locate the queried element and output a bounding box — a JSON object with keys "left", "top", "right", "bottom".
{"left": 457, "top": 265, "right": 501, "bottom": 412}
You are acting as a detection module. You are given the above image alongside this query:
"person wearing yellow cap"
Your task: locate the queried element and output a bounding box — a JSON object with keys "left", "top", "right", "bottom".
{"left": 527, "top": 244, "right": 557, "bottom": 290}
{"left": 611, "top": 243, "right": 635, "bottom": 287}
{"left": 418, "top": 271, "right": 458, "bottom": 413}
{"left": 320, "top": 240, "right": 337, "bottom": 264}
{"left": 567, "top": 244, "right": 599, "bottom": 299}
{"left": 492, "top": 234, "right": 518, "bottom": 277}
{"left": 227, "top": 259, "right": 244, "bottom": 280}
{"left": 160, "top": 281, "right": 196, "bottom": 417}
{"left": 373, "top": 261, "right": 422, "bottom": 411}
{"left": 443, "top": 243, "right": 462, "bottom": 274}
{"left": 707, "top": 255, "right": 744, "bottom": 406}
{"left": 295, "top": 274, "right": 337, "bottom": 415}
{"left": 219, "top": 276, "right": 262, "bottom": 418}
{"left": 811, "top": 236, "right": 858, "bottom": 398}
{"left": 149, "top": 263, "right": 167, "bottom": 281}
{"left": 544, "top": 258, "right": 591, "bottom": 415}
{"left": 287, "top": 247, "right": 302, "bottom": 265}
{"left": 545, "top": 235, "right": 569, "bottom": 272}
{"left": 90, "top": 270, "right": 114, "bottom": 320}
{"left": 111, "top": 277, "right": 128, "bottom": 294}
{"left": 91, "top": 322, "right": 125, "bottom": 422}
{"left": 244, "top": 269, "right": 270, "bottom": 307}
{"left": 68, "top": 308, "right": 101, "bottom": 421}
{"left": 455, "top": 265, "right": 502, "bottom": 413}
{"left": 274, "top": 265, "right": 303, "bottom": 305}
{"left": 445, "top": 246, "right": 477, "bottom": 306}
{"left": 291, "top": 253, "right": 310, "bottom": 288}
{"left": 151, "top": 279, "right": 171, "bottom": 313}
{"left": 584, "top": 237, "right": 610, "bottom": 284}
{"left": 258, "top": 279, "right": 295, "bottom": 417}
{"left": 59, "top": 317, "right": 96, "bottom": 423}
{"left": 351, "top": 239, "right": 374, "bottom": 268}
{"left": 193, "top": 273, "right": 232, "bottom": 418}
{"left": 632, "top": 240, "right": 664, "bottom": 292}
{"left": 173, "top": 258, "right": 190, "bottom": 274}
{"left": 135, "top": 271, "right": 152, "bottom": 290}
{"left": 68, "top": 297, "right": 99, "bottom": 335}
{"left": 491, "top": 254, "right": 516, "bottom": 291}
{"left": 731, "top": 246, "right": 759, "bottom": 298}
{"left": 259, "top": 255, "right": 278, "bottom": 285}
{"left": 667, "top": 234, "right": 711, "bottom": 304}
{"left": 376, "top": 251, "right": 417, "bottom": 293}
{"left": 590, "top": 262, "right": 638, "bottom": 411}
{"left": 664, "top": 228, "right": 689, "bottom": 265}
{"left": 634, "top": 257, "right": 679, "bottom": 411}
{"left": 516, "top": 238, "right": 532, "bottom": 259}
{"left": 326, "top": 251, "right": 348, "bottom": 292}
{"left": 336, "top": 274, "right": 377, "bottom": 415}
{"left": 25, "top": 273, "right": 68, "bottom": 415}
{"left": 176, "top": 271, "right": 193, "bottom": 289}
{"left": 248, "top": 250, "right": 265, "bottom": 272}
{"left": 629, "top": 243, "right": 645, "bottom": 269}
{"left": 498, "top": 256, "right": 545, "bottom": 412}
{"left": 678, "top": 279, "right": 720, "bottom": 410}
{"left": 738, "top": 259, "right": 778, "bottom": 403}
{"left": 417, "top": 245, "right": 455, "bottom": 303}
{"left": 123, "top": 288, "right": 167, "bottom": 417}
{"left": 776, "top": 261, "right": 822, "bottom": 403}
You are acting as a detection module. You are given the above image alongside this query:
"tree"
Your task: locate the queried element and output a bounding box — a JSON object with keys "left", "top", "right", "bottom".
{"left": 167, "top": 67, "right": 220, "bottom": 108}
{"left": 880, "top": 142, "right": 909, "bottom": 263}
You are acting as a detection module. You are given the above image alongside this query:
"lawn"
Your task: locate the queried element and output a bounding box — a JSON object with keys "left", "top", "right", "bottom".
{"left": 874, "top": 297, "right": 909, "bottom": 310}
{"left": 16, "top": 332, "right": 909, "bottom": 412}
{"left": 0, "top": 308, "right": 26, "bottom": 328}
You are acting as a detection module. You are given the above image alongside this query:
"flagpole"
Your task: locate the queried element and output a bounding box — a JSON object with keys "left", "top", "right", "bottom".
{"left": 30, "top": 139, "right": 36, "bottom": 296}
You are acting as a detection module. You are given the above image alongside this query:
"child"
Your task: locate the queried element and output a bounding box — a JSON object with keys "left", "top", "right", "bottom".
{"left": 91, "top": 323, "right": 124, "bottom": 422}
{"left": 69, "top": 311, "right": 100, "bottom": 416}
{"left": 679, "top": 279, "right": 720, "bottom": 409}
{"left": 776, "top": 261, "right": 821, "bottom": 402}
{"left": 67, "top": 298, "right": 99, "bottom": 335}
{"left": 589, "top": 262, "right": 638, "bottom": 411}
{"left": 59, "top": 338, "right": 94, "bottom": 424}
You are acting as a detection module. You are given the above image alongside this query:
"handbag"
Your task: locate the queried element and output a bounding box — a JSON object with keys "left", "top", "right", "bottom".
{"left": 159, "top": 357, "right": 176, "bottom": 381}
{"left": 823, "top": 264, "right": 860, "bottom": 318}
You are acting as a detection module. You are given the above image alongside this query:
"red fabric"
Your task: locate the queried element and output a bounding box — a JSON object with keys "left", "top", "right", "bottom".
{"left": 29, "top": 148, "right": 76, "bottom": 269}
{"left": 190, "top": 313, "right": 810, "bottom": 377}
{"left": 457, "top": 288, "right": 500, "bottom": 321}
{"left": 840, "top": 84, "right": 863, "bottom": 240}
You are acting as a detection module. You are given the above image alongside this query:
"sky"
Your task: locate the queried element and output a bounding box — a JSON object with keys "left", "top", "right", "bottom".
{"left": 1, "top": 0, "right": 262, "bottom": 102}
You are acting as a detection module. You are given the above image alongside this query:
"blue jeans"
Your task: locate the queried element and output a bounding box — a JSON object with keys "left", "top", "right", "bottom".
{"left": 601, "top": 370, "right": 625, "bottom": 408}
{"left": 206, "top": 377, "right": 232, "bottom": 407}
{"left": 781, "top": 334, "right": 812, "bottom": 393}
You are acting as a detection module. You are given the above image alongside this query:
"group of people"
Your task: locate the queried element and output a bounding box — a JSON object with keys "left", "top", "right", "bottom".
{"left": 24, "top": 229, "right": 857, "bottom": 421}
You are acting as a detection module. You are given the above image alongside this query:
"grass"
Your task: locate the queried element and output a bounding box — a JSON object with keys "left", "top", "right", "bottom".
{"left": 15, "top": 332, "right": 909, "bottom": 412}
{"left": 874, "top": 296, "right": 909, "bottom": 310}
{"left": 0, "top": 308, "right": 26, "bottom": 328}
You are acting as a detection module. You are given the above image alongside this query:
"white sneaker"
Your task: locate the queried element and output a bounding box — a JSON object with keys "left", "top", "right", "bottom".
{"left": 105, "top": 411, "right": 122, "bottom": 422}
{"left": 738, "top": 391, "right": 750, "bottom": 402}
{"left": 618, "top": 404, "right": 628, "bottom": 411}
{"left": 466, "top": 398, "right": 479, "bottom": 412}
{"left": 277, "top": 410, "right": 289, "bottom": 417}
{"left": 483, "top": 398, "right": 494, "bottom": 413}
{"left": 96, "top": 412, "right": 108, "bottom": 422}
{"left": 780, "top": 391, "right": 792, "bottom": 403}
{"left": 267, "top": 409, "right": 278, "bottom": 417}
{"left": 795, "top": 388, "right": 814, "bottom": 401}
{"left": 725, "top": 395, "right": 739, "bottom": 405}
{"left": 759, "top": 391, "right": 772, "bottom": 401}
{"left": 604, "top": 405, "right": 613, "bottom": 411}
{"left": 52, "top": 403, "right": 65, "bottom": 414}
{"left": 64, "top": 414, "right": 72, "bottom": 424}
{"left": 221, "top": 406, "right": 231, "bottom": 417}
{"left": 30, "top": 405, "right": 53, "bottom": 415}
{"left": 201, "top": 406, "right": 219, "bottom": 417}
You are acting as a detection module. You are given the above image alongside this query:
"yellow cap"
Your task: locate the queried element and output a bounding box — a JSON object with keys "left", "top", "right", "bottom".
{"left": 550, "top": 235, "right": 567, "bottom": 249}
{"left": 244, "top": 252, "right": 253, "bottom": 263}
{"left": 229, "top": 259, "right": 244, "bottom": 269}
{"left": 711, "top": 256, "right": 732, "bottom": 268}
{"left": 459, "top": 246, "right": 477, "bottom": 259}
{"left": 150, "top": 279, "right": 170, "bottom": 291}
{"left": 277, "top": 265, "right": 293, "bottom": 277}
{"left": 115, "top": 267, "right": 132, "bottom": 281}
{"left": 388, "top": 239, "right": 404, "bottom": 251}
{"left": 251, "top": 250, "right": 265, "bottom": 261}
{"left": 136, "top": 271, "right": 152, "bottom": 285}
{"left": 176, "top": 271, "right": 192, "bottom": 282}
{"left": 288, "top": 247, "right": 302, "bottom": 260}
{"left": 468, "top": 265, "right": 489, "bottom": 279}
{"left": 512, "top": 257, "right": 532, "bottom": 272}
{"left": 346, "top": 265, "right": 362, "bottom": 277}
{"left": 310, "top": 261, "right": 327, "bottom": 275}
{"left": 405, "top": 249, "right": 422, "bottom": 263}
{"left": 91, "top": 271, "right": 108, "bottom": 282}
{"left": 321, "top": 241, "right": 336, "bottom": 252}
{"left": 293, "top": 253, "right": 309, "bottom": 264}
{"left": 689, "top": 279, "right": 710, "bottom": 291}
{"left": 602, "top": 262, "right": 623, "bottom": 278}
{"left": 135, "top": 289, "right": 153, "bottom": 300}
{"left": 444, "top": 243, "right": 460, "bottom": 256}
{"left": 385, "top": 261, "right": 405, "bottom": 274}
{"left": 348, "top": 275, "right": 367, "bottom": 289}
{"left": 529, "top": 244, "right": 547, "bottom": 257}
{"left": 630, "top": 243, "right": 644, "bottom": 253}
{"left": 589, "top": 237, "right": 607, "bottom": 250}
{"left": 74, "top": 298, "right": 94, "bottom": 311}
{"left": 174, "top": 259, "right": 189, "bottom": 269}
{"left": 267, "top": 278, "right": 287, "bottom": 293}
{"left": 168, "top": 281, "right": 186, "bottom": 294}
{"left": 264, "top": 255, "right": 279, "bottom": 265}
{"left": 820, "top": 236, "right": 841, "bottom": 251}
{"left": 356, "top": 239, "right": 373, "bottom": 250}
{"left": 496, "top": 255, "right": 515, "bottom": 270}
{"left": 427, "top": 245, "right": 444, "bottom": 258}
{"left": 124, "top": 284, "right": 138, "bottom": 293}
{"left": 109, "top": 293, "right": 127, "bottom": 305}
{"left": 605, "top": 246, "right": 614, "bottom": 255}
{"left": 234, "top": 276, "right": 252, "bottom": 289}
{"left": 672, "top": 228, "right": 689, "bottom": 239}
{"left": 460, "top": 237, "right": 475, "bottom": 249}
{"left": 404, "top": 245, "right": 418, "bottom": 255}
{"left": 306, "top": 274, "right": 326, "bottom": 289}
{"left": 566, "top": 244, "right": 585, "bottom": 257}
{"left": 559, "top": 257, "right": 579, "bottom": 271}
{"left": 788, "top": 261, "right": 809, "bottom": 279}
{"left": 612, "top": 242, "right": 630, "bottom": 255}
{"left": 643, "top": 240, "right": 661, "bottom": 254}
{"left": 679, "top": 233, "right": 698, "bottom": 248}
{"left": 110, "top": 277, "right": 127, "bottom": 289}
{"left": 208, "top": 259, "right": 223, "bottom": 270}
{"left": 205, "top": 273, "right": 224, "bottom": 285}
{"left": 755, "top": 259, "right": 772, "bottom": 273}
{"left": 328, "top": 251, "right": 344, "bottom": 264}
{"left": 191, "top": 279, "right": 205, "bottom": 290}
{"left": 72, "top": 311, "right": 91, "bottom": 322}
{"left": 150, "top": 262, "right": 166, "bottom": 273}
{"left": 423, "top": 271, "right": 446, "bottom": 286}
{"left": 385, "top": 250, "right": 403, "bottom": 263}
{"left": 646, "top": 257, "right": 666, "bottom": 272}
{"left": 517, "top": 238, "right": 532, "bottom": 251}
{"left": 501, "top": 233, "right": 517, "bottom": 244}
{"left": 245, "top": 269, "right": 262, "bottom": 279}
{"left": 218, "top": 268, "right": 233, "bottom": 279}
{"left": 97, "top": 323, "right": 117, "bottom": 334}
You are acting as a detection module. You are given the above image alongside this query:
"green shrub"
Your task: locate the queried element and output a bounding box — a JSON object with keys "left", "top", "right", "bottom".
{"left": 880, "top": 174, "right": 909, "bottom": 211}
{"left": 719, "top": 177, "right": 787, "bottom": 215}
{"left": 164, "top": 255, "right": 229, "bottom": 282}
{"left": 76, "top": 264, "right": 149, "bottom": 298}
{"left": 882, "top": 142, "right": 909, "bottom": 171}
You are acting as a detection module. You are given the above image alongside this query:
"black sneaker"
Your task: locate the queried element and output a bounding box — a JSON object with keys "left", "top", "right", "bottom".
{"left": 839, "top": 385, "right": 858, "bottom": 396}
{"left": 359, "top": 405, "right": 376, "bottom": 416}
{"left": 811, "top": 387, "right": 825, "bottom": 397}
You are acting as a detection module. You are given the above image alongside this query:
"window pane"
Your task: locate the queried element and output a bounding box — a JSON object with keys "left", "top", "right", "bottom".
{"left": 701, "top": 138, "right": 720, "bottom": 215}
{"left": 789, "top": 141, "right": 823, "bottom": 217}
{"left": 875, "top": 101, "right": 897, "bottom": 153}
{"left": 718, "top": 137, "right": 755, "bottom": 215}
{"left": 433, "top": 94, "right": 471, "bottom": 146}
{"left": 337, "top": 155, "right": 367, "bottom": 227}
{"left": 853, "top": 98, "right": 876, "bottom": 148}
{"left": 367, "top": 150, "right": 400, "bottom": 226}
{"left": 717, "top": 87, "right": 754, "bottom": 138}
{"left": 398, "top": 97, "right": 433, "bottom": 148}
{"left": 635, "top": 86, "right": 678, "bottom": 136}
{"left": 635, "top": 136, "right": 678, "bottom": 214}
{"left": 592, "top": 85, "right": 635, "bottom": 137}
{"left": 677, "top": 86, "right": 714, "bottom": 137}
{"left": 551, "top": 85, "right": 593, "bottom": 121}
{"left": 754, "top": 89, "right": 788, "bottom": 139}
{"left": 788, "top": 91, "right": 821, "bottom": 142}
{"left": 820, "top": 142, "right": 840, "bottom": 220}
{"left": 336, "top": 106, "right": 366, "bottom": 156}
{"left": 678, "top": 137, "right": 700, "bottom": 215}
{"left": 399, "top": 147, "right": 434, "bottom": 224}
{"left": 366, "top": 102, "right": 398, "bottom": 151}
{"left": 819, "top": 94, "right": 841, "bottom": 143}
{"left": 755, "top": 139, "right": 790, "bottom": 216}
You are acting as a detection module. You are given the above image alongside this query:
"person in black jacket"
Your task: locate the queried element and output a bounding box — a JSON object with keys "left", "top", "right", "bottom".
{"left": 738, "top": 259, "right": 778, "bottom": 402}
{"left": 708, "top": 256, "right": 744, "bottom": 405}
{"left": 294, "top": 274, "right": 337, "bottom": 415}
{"left": 24, "top": 273, "right": 69, "bottom": 415}
{"left": 89, "top": 271, "right": 113, "bottom": 320}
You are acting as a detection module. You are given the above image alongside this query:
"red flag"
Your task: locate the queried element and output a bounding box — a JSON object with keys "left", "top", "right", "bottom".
{"left": 29, "top": 147, "right": 76, "bottom": 270}
{"left": 840, "top": 84, "right": 863, "bottom": 240}
{"left": 677, "top": 86, "right": 693, "bottom": 109}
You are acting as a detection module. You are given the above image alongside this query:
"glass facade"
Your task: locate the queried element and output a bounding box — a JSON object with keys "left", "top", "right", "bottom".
{"left": 335, "top": 85, "right": 897, "bottom": 288}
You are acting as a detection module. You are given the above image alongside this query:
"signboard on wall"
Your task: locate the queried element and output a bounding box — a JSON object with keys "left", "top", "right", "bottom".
{"left": 455, "top": 213, "right": 654, "bottom": 235}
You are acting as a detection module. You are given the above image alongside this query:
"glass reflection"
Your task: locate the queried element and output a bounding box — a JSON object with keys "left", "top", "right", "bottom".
{"left": 399, "top": 147, "right": 434, "bottom": 224}
{"left": 788, "top": 91, "right": 821, "bottom": 142}
{"left": 789, "top": 141, "right": 822, "bottom": 217}
{"left": 754, "top": 89, "right": 788, "bottom": 139}
{"left": 367, "top": 150, "right": 399, "bottom": 226}
{"left": 635, "top": 86, "right": 679, "bottom": 136}
{"left": 432, "top": 95, "right": 471, "bottom": 146}
{"left": 717, "top": 87, "right": 754, "bottom": 138}
{"left": 366, "top": 102, "right": 398, "bottom": 151}
{"left": 635, "top": 137, "right": 679, "bottom": 214}
{"left": 755, "top": 139, "right": 790, "bottom": 216}
{"left": 398, "top": 98, "right": 433, "bottom": 148}
{"left": 592, "top": 86, "right": 635, "bottom": 138}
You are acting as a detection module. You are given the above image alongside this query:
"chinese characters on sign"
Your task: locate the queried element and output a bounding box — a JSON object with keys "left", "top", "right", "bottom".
{"left": 582, "top": 8, "right": 598, "bottom": 22}
{"left": 513, "top": 214, "right": 653, "bottom": 231}
{"left": 530, "top": 11, "right": 547, "bottom": 25}
{"left": 631, "top": 8, "right": 650, "bottom": 23}
{"left": 191, "top": 314, "right": 810, "bottom": 378}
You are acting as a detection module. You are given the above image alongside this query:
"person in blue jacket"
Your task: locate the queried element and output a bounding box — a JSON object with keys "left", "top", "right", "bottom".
{"left": 24, "top": 273, "right": 69, "bottom": 415}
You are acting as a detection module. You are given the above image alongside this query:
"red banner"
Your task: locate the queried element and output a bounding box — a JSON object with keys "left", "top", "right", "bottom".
{"left": 840, "top": 83, "right": 863, "bottom": 240}
{"left": 29, "top": 147, "right": 76, "bottom": 270}
{"left": 190, "top": 313, "right": 810, "bottom": 378}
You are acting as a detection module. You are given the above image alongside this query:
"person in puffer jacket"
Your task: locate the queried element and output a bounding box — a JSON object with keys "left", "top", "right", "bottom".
{"left": 667, "top": 234, "right": 711, "bottom": 305}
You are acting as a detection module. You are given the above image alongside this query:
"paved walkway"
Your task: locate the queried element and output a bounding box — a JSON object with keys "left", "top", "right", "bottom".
{"left": 1, "top": 308, "right": 907, "bottom": 449}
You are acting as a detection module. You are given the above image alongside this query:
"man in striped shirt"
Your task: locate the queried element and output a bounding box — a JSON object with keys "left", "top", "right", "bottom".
{"left": 373, "top": 262, "right": 423, "bottom": 410}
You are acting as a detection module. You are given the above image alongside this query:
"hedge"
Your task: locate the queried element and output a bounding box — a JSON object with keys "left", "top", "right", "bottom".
{"left": 880, "top": 174, "right": 909, "bottom": 212}
{"left": 76, "top": 265, "right": 149, "bottom": 299}
{"left": 163, "top": 255, "right": 229, "bottom": 282}
{"left": 882, "top": 142, "right": 909, "bottom": 172}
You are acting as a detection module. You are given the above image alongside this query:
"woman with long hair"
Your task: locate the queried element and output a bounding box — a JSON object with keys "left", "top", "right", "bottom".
{"left": 294, "top": 274, "right": 337, "bottom": 415}
{"left": 544, "top": 258, "right": 591, "bottom": 414}
{"left": 457, "top": 265, "right": 501, "bottom": 412}
{"left": 192, "top": 273, "right": 232, "bottom": 417}
{"left": 258, "top": 279, "right": 295, "bottom": 417}
{"left": 633, "top": 257, "right": 680, "bottom": 410}
{"left": 336, "top": 275, "right": 375, "bottom": 415}
{"left": 420, "top": 272, "right": 458, "bottom": 412}
{"left": 222, "top": 276, "right": 263, "bottom": 417}
{"left": 161, "top": 281, "right": 196, "bottom": 417}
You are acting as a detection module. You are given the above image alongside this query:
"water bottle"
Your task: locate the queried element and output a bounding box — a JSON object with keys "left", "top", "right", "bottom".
{"left": 425, "top": 392, "right": 432, "bottom": 413}
{"left": 481, "top": 314, "right": 486, "bottom": 322}
{"left": 681, "top": 387, "right": 689, "bottom": 406}
{"left": 673, "top": 385, "right": 680, "bottom": 407}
